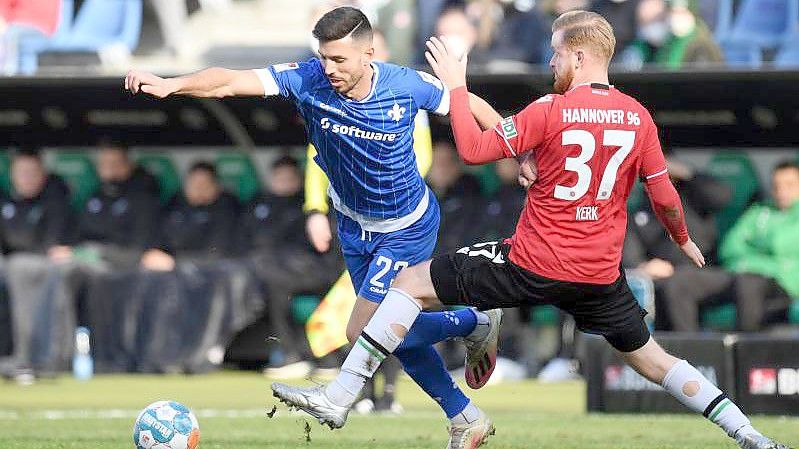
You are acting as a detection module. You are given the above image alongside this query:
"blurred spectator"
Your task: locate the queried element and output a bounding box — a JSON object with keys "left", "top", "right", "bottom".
{"left": 375, "top": 0, "right": 417, "bottom": 66}
{"left": 148, "top": 0, "right": 188, "bottom": 57}
{"left": 619, "top": 0, "right": 723, "bottom": 70}
{"left": 480, "top": 158, "right": 526, "bottom": 240}
{"left": 0, "top": 150, "right": 71, "bottom": 379}
{"left": 624, "top": 155, "right": 732, "bottom": 329}
{"left": 434, "top": 6, "right": 485, "bottom": 63}
{"left": 661, "top": 160, "right": 799, "bottom": 332}
{"left": 590, "top": 0, "right": 641, "bottom": 53}
{"left": 140, "top": 161, "right": 239, "bottom": 272}
{"left": 0, "top": 150, "right": 71, "bottom": 256}
{"left": 427, "top": 141, "right": 483, "bottom": 253}
{"left": 0, "top": 0, "right": 61, "bottom": 74}
{"left": 467, "top": 0, "right": 548, "bottom": 66}
{"left": 49, "top": 140, "right": 160, "bottom": 268}
{"left": 244, "top": 156, "right": 341, "bottom": 377}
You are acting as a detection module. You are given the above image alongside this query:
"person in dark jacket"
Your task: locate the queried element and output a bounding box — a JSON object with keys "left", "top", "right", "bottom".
{"left": 49, "top": 141, "right": 160, "bottom": 268}
{"left": 140, "top": 161, "right": 239, "bottom": 271}
{"left": 0, "top": 150, "right": 72, "bottom": 379}
{"left": 244, "top": 156, "right": 342, "bottom": 377}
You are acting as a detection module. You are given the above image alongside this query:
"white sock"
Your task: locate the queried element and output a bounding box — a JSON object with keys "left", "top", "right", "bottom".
{"left": 662, "top": 359, "right": 751, "bottom": 437}
{"left": 326, "top": 288, "right": 421, "bottom": 408}
{"left": 450, "top": 401, "right": 482, "bottom": 425}
{"left": 465, "top": 309, "right": 490, "bottom": 342}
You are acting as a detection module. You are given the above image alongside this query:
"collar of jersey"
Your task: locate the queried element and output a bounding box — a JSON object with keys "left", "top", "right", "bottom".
{"left": 568, "top": 81, "right": 614, "bottom": 92}
{"left": 338, "top": 62, "right": 379, "bottom": 103}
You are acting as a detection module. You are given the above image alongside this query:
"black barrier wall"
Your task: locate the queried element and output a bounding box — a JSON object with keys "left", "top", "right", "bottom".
{"left": 585, "top": 333, "right": 799, "bottom": 416}
{"left": 2, "top": 70, "right": 799, "bottom": 148}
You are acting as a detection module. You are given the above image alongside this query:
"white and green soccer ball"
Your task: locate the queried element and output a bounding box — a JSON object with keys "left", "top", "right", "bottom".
{"left": 133, "top": 401, "right": 200, "bottom": 449}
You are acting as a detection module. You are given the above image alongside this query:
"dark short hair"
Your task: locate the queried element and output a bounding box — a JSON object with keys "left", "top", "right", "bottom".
{"left": 312, "top": 6, "right": 372, "bottom": 43}
{"left": 271, "top": 155, "right": 299, "bottom": 171}
{"left": 774, "top": 159, "right": 799, "bottom": 175}
{"left": 97, "top": 137, "right": 128, "bottom": 152}
{"left": 188, "top": 161, "right": 218, "bottom": 179}
{"left": 12, "top": 148, "right": 42, "bottom": 161}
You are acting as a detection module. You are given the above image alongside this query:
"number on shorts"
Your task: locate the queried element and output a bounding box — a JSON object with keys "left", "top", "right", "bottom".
{"left": 369, "top": 256, "right": 409, "bottom": 288}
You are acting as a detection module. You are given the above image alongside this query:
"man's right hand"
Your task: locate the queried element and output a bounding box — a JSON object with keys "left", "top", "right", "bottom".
{"left": 679, "top": 239, "right": 706, "bottom": 268}
{"left": 306, "top": 212, "right": 332, "bottom": 253}
{"left": 124, "top": 70, "right": 179, "bottom": 98}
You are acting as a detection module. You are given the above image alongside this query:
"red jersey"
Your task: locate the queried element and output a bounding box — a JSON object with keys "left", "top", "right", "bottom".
{"left": 449, "top": 84, "right": 688, "bottom": 285}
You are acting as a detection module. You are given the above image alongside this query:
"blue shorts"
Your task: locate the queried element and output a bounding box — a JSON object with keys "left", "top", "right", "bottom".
{"left": 338, "top": 193, "right": 440, "bottom": 303}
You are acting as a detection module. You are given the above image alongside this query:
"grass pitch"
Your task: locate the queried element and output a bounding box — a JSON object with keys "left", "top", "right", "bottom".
{"left": 0, "top": 371, "right": 796, "bottom": 449}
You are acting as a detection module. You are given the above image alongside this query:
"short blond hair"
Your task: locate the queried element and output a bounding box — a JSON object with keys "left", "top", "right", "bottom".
{"left": 552, "top": 10, "right": 616, "bottom": 64}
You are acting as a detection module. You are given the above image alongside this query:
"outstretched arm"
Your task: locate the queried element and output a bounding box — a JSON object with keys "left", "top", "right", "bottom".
{"left": 124, "top": 68, "right": 266, "bottom": 99}
{"left": 468, "top": 93, "right": 502, "bottom": 130}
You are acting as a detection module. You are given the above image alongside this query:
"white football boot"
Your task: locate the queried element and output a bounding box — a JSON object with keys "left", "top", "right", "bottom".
{"left": 271, "top": 382, "right": 349, "bottom": 429}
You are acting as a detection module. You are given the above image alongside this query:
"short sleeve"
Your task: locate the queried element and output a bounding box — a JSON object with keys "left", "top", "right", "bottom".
{"left": 252, "top": 60, "right": 316, "bottom": 100}
{"left": 408, "top": 69, "right": 450, "bottom": 116}
{"left": 493, "top": 94, "right": 553, "bottom": 158}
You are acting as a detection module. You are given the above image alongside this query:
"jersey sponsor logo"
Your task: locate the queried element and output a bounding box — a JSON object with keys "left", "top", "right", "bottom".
{"left": 499, "top": 117, "right": 517, "bottom": 140}
{"left": 416, "top": 71, "right": 443, "bottom": 90}
{"left": 319, "top": 117, "right": 398, "bottom": 142}
{"left": 272, "top": 62, "right": 299, "bottom": 73}
{"left": 387, "top": 102, "right": 406, "bottom": 122}
{"left": 318, "top": 101, "right": 347, "bottom": 116}
{"left": 576, "top": 206, "right": 598, "bottom": 221}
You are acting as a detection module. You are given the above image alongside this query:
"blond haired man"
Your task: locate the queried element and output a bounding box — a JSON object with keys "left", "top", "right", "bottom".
{"left": 273, "top": 11, "right": 790, "bottom": 449}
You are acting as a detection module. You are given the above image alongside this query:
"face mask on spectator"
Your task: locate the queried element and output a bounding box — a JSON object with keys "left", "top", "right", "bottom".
{"left": 640, "top": 21, "right": 669, "bottom": 45}
{"left": 670, "top": 9, "right": 696, "bottom": 37}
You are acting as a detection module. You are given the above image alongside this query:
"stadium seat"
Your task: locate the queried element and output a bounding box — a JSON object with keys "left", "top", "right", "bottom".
{"left": 291, "top": 295, "right": 321, "bottom": 324}
{"left": 45, "top": 0, "right": 142, "bottom": 55}
{"left": 215, "top": 152, "right": 261, "bottom": 202}
{"left": 0, "top": 152, "right": 10, "bottom": 195}
{"left": 706, "top": 151, "right": 760, "bottom": 238}
{"left": 136, "top": 153, "right": 181, "bottom": 203}
{"left": 626, "top": 180, "right": 646, "bottom": 213}
{"left": 702, "top": 303, "right": 737, "bottom": 331}
{"left": 49, "top": 152, "right": 99, "bottom": 209}
{"left": 720, "top": 41, "right": 763, "bottom": 68}
{"left": 774, "top": 35, "right": 799, "bottom": 67}
{"left": 790, "top": 299, "right": 799, "bottom": 324}
{"left": 724, "top": 0, "right": 799, "bottom": 49}
{"left": 12, "top": 0, "right": 74, "bottom": 75}
{"left": 473, "top": 164, "right": 500, "bottom": 196}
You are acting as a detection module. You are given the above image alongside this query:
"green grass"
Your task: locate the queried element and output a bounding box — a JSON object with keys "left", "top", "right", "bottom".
{"left": 0, "top": 372, "right": 796, "bottom": 449}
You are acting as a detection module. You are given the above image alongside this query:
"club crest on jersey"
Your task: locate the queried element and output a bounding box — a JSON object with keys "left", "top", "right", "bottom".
{"left": 387, "top": 103, "right": 406, "bottom": 122}
{"left": 273, "top": 62, "right": 299, "bottom": 73}
{"left": 499, "top": 117, "right": 517, "bottom": 139}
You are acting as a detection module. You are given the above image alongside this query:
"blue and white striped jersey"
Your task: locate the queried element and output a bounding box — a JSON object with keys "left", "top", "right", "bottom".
{"left": 255, "top": 59, "right": 449, "bottom": 232}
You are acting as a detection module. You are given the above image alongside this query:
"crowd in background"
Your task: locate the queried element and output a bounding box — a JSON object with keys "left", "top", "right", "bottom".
{"left": 2, "top": 0, "right": 799, "bottom": 75}
{"left": 0, "top": 143, "right": 797, "bottom": 384}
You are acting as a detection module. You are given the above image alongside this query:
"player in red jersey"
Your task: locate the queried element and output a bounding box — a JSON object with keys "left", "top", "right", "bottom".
{"left": 273, "top": 10, "right": 790, "bottom": 449}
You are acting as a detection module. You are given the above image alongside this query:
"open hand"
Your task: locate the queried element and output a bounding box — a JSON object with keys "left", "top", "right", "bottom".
{"left": 306, "top": 212, "right": 333, "bottom": 253}
{"left": 124, "top": 70, "right": 178, "bottom": 98}
{"left": 679, "top": 239, "right": 706, "bottom": 268}
{"left": 424, "top": 36, "right": 467, "bottom": 90}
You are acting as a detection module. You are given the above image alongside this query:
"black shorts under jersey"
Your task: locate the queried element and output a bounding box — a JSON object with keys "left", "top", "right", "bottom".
{"left": 430, "top": 241, "right": 650, "bottom": 353}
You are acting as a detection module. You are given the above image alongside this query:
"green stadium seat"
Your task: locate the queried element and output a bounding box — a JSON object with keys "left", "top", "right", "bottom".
{"left": 706, "top": 151, "right": 760, "bottom": 238}
{"left": 473, "top": 164, "right": 501, "bottom": 196}
{"left": 215, "top": 152, "right": 261, "bottom": 202}
{"left": 136, "top": 153, "right": 181, "bottom": 203}
{"left": 627, "top": 180, "right": 646, "bottom": 213}
{"left": 291, "top": 295, "right": 321, "bottom": 324}
{"left": 789, "top": 299, "right": 799, "bottom": 324}
{"left": 701, "top": 303, "right": 737, "bottom": 331}
{"left": 49, "top": 152, "right": 99, "bottom": 209}
{"left": 0, "top": 152, "right": 10, "bottom": 195}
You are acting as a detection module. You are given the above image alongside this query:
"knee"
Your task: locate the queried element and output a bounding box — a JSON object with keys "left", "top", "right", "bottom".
{"left": 345, "top": 325, "right": 360, "bottom": 344}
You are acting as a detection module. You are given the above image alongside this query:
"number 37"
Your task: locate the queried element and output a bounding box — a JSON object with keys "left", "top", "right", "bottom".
{"left": 554, "top": 129, "right": 636, "bottom": 201}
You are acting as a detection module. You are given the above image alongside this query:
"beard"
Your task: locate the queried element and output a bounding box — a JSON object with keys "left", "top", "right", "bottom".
{"left": 553, "top": 65, "right": 574, "bottom": 94}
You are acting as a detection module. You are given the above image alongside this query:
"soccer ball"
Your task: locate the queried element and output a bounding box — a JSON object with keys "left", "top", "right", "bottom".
{"left": 133, "top": 401, "right": 200, "bottom": 449}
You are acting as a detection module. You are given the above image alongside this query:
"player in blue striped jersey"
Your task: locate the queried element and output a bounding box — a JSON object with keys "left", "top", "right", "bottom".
{"left": 126, "top": 6, "right": 505, "bottom": 448}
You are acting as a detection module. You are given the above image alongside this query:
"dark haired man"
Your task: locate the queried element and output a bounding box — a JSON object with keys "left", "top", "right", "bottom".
{"left": 125, "top": 7, "right": 510, "bottom": 447}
